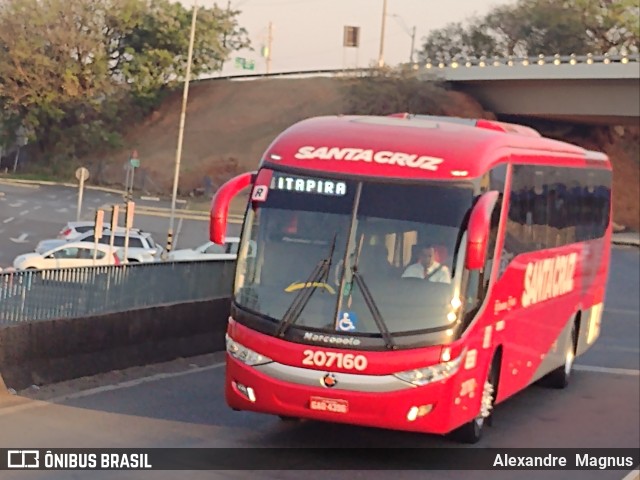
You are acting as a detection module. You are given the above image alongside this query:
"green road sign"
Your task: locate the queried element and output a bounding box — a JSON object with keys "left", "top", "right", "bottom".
{"left": 234, "top": 57, "right": 255, "bottom": 70}
{"left": 130, "top": 158, "right": 140, "bottom": 168}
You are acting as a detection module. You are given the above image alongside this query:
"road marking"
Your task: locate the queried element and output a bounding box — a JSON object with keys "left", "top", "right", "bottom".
{"left": 141, "top": 196, "right": 160, "bottom": 201}
{"left": 574, "top": 365, "right": 640, "bottom": 376}
{"left": 3, "top": 217, "right": 14, "bottom": 224}
{"left": 56, "top": 208, "right": 69, "bottom": 213}
{"left": 19, "top": 210, "right": 29, "bottom": 216}
{"left": 47, "top": 194, "right": 57, "bottom": 200}
{"left": 33, "top": 205, "right": 41, "bottom": 210}
{"left": 593, "top": 344, "right": 640, "bottom": 354}
{"left": 621, "top": 468, "right": 639, "bottom": 480}
{"left": 9, "top": 202, "right": 23, "bottom": 207}
{"left": 0, "top": 362, "right": 225, "bottom": 416}
{"left": 10, "top": 233, "right": 29, "bottom": 243}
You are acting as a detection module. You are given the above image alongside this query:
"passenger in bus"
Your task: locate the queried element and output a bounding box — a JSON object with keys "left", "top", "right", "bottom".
{"left": 402, "top": 244, "right": 451, "bottom": 283}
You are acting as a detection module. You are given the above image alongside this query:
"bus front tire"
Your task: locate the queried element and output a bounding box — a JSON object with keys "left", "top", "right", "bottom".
{"left": 542, "top": 322, "right": 577, "bottom": 389}
{"left": 449, "top": 360, "right": 498, "bottom": 444}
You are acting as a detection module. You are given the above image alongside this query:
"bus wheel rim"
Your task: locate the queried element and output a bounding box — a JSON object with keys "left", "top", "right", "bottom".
{"left": 474, "top": 378, "right": 494, "bottom": 427}
{"left": 565, "top": 346, "right": 574, "bottom": 376}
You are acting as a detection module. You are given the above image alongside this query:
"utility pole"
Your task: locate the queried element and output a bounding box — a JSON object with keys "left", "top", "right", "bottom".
{"left": 266, "top": 21, "right": 273, "bottom": 74}
{"left": 378, "top": 0, "right": 388, "bottom": 68}
{"left": 410, "top": 25, "right": 416, "bottom": 63}
{"left": 165, "top": 0, "right": 198, "bottom": 259}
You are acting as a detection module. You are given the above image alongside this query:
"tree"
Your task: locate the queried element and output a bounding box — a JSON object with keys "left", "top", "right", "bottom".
{"left": 574, "top": 0, "right": 639, "bottom": 53}
{"left": 112, "top": 0, "right": 249, "bottom": 103}
{"left": 420, "top": 21, "right": 499, "bottom": 63}
{"left": 0, "top": 0, "right": 250, "bottom": 169}
{"left": 418, "top": 0, "right": 639, "bottom": 62}
{"left": 0, "top": 0, "right": 120, "bottom": 163}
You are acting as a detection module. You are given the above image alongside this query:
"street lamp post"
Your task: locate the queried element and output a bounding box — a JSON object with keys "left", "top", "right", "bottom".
{"left": 165, "top": 1, "right": 198, "bottom": 258}
{"left": 378, "top": 0, "right": 388, "bottom": 67}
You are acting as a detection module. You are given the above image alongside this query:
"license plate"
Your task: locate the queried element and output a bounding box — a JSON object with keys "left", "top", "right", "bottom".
{"left": 309, "top": 396, "right": 349, "bottom": 414}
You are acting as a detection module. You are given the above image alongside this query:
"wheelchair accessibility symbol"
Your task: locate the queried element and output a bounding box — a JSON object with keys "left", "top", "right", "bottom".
{"left": 337, "top": 311, "right": 357, "bottom": 332}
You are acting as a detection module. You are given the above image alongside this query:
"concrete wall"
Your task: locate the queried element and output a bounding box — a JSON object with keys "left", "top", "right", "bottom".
{"left": 0, "top": 298, "right": 230, "bottom": 391}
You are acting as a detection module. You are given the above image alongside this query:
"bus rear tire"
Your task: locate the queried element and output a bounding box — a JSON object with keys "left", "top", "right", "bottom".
{"left": 449, "top": 361, "right": 498, "bottom": 444}
{"left": 542, "top": 322, "right": 576, "bottom": 389}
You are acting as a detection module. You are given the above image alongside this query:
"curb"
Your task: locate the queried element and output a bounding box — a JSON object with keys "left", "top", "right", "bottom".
{"left": 0, "top": 178, "right": 123, "bottom": 195}
{"left": 0, "top": 178, "right": 192, "bottom": 202}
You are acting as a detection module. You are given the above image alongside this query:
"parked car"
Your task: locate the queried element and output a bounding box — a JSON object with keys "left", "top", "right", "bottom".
{"left": 56, "top": 221, "right": 98, "bottom": 241}
{"left": 167, "top": 237, "right": 251, "bottom": 262}
{"left": 36, "top": 228, "right": 162, "bottom": 263}
{"left": 13, "top": 242, "right": 121, "bottom": 270}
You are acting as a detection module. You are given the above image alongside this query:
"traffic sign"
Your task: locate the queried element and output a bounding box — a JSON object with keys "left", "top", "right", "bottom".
{"left": 75, "top": 167, "right": 90, "bottom": 182}
{"left": 130, "top": 150, "right": 140, "bottom": 168}
{"left": 234, "top": 57, "right": 255, "bottom": 70}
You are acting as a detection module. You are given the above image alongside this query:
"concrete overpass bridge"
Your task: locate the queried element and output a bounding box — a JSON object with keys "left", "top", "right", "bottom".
{"left": 418, "top": 53, "right": 640, "bottom": 126}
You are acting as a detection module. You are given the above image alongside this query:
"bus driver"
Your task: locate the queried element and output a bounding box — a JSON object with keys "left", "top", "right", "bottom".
{"left": 402, "top": 244, "right": 451, "bottom": 283}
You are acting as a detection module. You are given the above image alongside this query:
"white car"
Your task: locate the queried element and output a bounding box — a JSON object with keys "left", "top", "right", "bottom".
{"left": 36, "top": 228, "right": 162, "bottom": 263}
{"left": 167, "top": 237, "right": 250, "bottom": 262}
{"left": 56, "top": 221, "right": 98, "bottom": 241}
{"left": 13, "top": 242, "right": 121, "bottom": 270}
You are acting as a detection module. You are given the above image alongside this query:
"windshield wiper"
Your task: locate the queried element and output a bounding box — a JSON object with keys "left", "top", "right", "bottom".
{"left": 346, "top": 243, "right": 395, "bottom": 350}
{"left": 275, "top": 234, "right": 337, "bottom": 338}
{"left": 349, "top": 269, "right": 395, "bottom": 350}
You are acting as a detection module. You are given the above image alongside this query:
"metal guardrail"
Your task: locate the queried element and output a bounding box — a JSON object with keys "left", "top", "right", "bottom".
{"left": 195, "top": 53, "right": 640, "bottom": 82}
{"left": 420, "top": 52, "right": 640, "bottom": 69}
{"left": 0, "top": 260, "right": 235, "bottom": 325}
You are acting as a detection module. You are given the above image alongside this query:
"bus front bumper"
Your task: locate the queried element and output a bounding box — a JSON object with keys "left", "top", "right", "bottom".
{"left": 225, "top": 355, "right": 470, "bottom": 435}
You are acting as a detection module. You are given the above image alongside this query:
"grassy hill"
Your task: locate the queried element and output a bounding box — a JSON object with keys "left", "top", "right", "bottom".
{"left": 91, "top": 76, "right": 639, "bottom": 230}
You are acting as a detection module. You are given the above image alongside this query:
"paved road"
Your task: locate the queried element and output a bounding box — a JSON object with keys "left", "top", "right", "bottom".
{"left": 0, "top": 183, "right": 223, "bottom": 267}
{"left": 0, "top": 249, "right": 637, "bottom": 479}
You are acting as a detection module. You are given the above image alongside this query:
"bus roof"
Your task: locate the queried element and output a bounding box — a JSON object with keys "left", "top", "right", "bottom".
{"left": 261, "top": 115, "right": 611, "bottom": 180}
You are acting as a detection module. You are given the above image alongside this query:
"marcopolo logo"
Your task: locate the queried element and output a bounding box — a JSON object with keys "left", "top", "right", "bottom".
{"left": 303, "top": 332, "right": 361, "bottom": 346}
{"left": 7, "top": 450, "right": 40, "bottom": 469}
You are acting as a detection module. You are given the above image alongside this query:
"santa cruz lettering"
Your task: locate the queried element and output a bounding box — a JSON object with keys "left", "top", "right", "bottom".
{"left": 521, "top": 252, "right": 578, "bottom": 308}
{"left": 294, "top": 146, "right": 444, "bottom": 171}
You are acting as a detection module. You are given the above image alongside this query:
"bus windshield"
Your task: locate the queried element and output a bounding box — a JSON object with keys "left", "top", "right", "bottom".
{"left": 234, "top": 170, "right": 474, "bottom": 337}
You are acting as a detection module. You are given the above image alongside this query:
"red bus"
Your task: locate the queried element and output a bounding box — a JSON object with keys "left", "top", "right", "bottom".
{"left": 210, "top": 114, "right": 612, "bottom": 443}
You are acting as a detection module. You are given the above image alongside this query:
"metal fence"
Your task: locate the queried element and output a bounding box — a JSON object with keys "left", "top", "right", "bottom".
{"left": 0, "top": 260, "right": 236, "bottom": 325}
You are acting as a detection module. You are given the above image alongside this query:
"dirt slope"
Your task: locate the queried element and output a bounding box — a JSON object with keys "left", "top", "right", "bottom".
{"left": 93, "top": 77, "right": 638, "bottom": 230}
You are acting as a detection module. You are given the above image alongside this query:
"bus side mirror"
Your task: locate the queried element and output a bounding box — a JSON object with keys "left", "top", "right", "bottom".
{"left": 465, "top": 190, "right": 499, "bottom": 270}
{"left": 210, "top": 172, "right": 255, "bottom": 244}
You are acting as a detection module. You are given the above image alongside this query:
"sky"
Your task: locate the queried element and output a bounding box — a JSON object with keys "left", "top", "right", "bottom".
{"left": 189, "top": 0, "right": 516, "bottom": 75}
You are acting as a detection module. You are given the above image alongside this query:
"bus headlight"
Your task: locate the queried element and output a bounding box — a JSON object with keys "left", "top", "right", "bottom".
{"left": 393, "top": 350, "right": 465, "bottom": 386}
{"left": 225, "top": 334, "right": 273, "bottom": 366}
